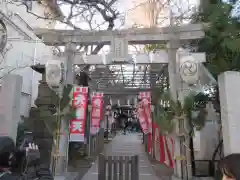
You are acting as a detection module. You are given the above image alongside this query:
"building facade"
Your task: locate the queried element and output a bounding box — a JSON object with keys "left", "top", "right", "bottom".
{"left": 0, "top": 0, "right": 61, "bottom": 119}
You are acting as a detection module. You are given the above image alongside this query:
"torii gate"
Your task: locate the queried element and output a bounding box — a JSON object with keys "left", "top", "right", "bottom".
{"left": 35, "top": 23, "right": 207, "bottom": 179}
{"left": 35, "top": 23, "right": 207, "bottom": 92}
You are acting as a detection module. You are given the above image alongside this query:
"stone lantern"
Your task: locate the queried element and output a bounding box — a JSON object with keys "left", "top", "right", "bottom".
{"left": 26, "top": 64, "right": 59, "bottom": 165}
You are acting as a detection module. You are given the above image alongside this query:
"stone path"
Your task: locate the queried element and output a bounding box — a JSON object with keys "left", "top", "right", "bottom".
{"left": 81, "top": 132, "right": 160, "bottom": 180}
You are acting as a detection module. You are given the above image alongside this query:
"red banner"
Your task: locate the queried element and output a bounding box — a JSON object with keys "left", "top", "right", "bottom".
{"left": 90, "top": 92, "right": 104, "bottom": 135}
{"left": 137, "top": 102, "right": 149, "bottom": 134}
{"left": 141, "top": 92, "right": 152, "bottom": 131}
{"left": 137, "top": 92, "right": 151, "bottom": 134}
{"left": 69, "top": 86, "right": 88, "bottom": 142}
{"left": 153, "top": 123, "right": 174, "bottom": 168}
{"left": 139, "top": 92, "right": 152, "bottom": 153}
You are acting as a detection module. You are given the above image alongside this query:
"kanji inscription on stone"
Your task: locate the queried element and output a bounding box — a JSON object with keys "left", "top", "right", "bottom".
{"left": 110, "top": 37, "right": 128, "bottom": 61}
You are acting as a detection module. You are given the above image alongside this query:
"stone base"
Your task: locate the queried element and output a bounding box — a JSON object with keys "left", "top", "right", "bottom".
{"left": 171, "top": 175, "right": 182, "bottom": 180}
{"left": 54, "top": 172, "right": 78, "bottom": 180}
{"left": 171, "top": 176, "right": 214, "bottom": 180}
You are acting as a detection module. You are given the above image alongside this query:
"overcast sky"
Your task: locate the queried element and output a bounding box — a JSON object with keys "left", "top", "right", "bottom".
{"left": 56, "top": 0, "right": 200, "bottom": 30}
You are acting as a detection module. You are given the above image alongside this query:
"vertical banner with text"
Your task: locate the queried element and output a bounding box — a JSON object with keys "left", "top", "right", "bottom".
{"left": 141, "top": 92, "right": 152, "bottom": 132}
{"left": 90, "top": 92, "right": 104, "bottom": 135}
{"left": 69, "top": 86, "right": 88, "bottom": 142}
{"left": 137, "top": 103, "right": 149, "bottom": 134}
{"left": 137, "top": 92, "right": 149, "bottom": 134}
{"left": 139, "top": 92, "right": 152, "bottom": 153}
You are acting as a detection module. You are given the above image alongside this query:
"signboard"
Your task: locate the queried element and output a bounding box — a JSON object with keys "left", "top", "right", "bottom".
{"left": 90, "top": 92, "right": 104, "bottom": 135}
{"left": 111, "top": 37, "right": 128, "bottom": 62}
{"left": 70, "top": 86, "right": 88, "bottom": 142}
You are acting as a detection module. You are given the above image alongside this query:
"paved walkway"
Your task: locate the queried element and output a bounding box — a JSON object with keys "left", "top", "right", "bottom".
{"left": 81, "top": 132, "right": 159, "bottom": 180}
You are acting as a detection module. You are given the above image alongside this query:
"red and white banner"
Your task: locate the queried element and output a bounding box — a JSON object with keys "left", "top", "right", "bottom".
{"left": 137, "top": 104, "right": 149, "bottom": 134}
{"left": 137, "top": 92, "right": 153, "bottom": 153}
{"left": 137, "top": 92, "right": 150, "bottom": 134}
{"left": 153, "top": 123, "right": 174, "bottom": 168}
{"left": 69, "top": 86, "right": 88, "bottom": 142}
{"left": 90, "top": 92, "right": 104, "bottom": 135}
{"left": 139, "top": 92, "right": 152, "bottom": 132}
{"left": 138, "top": 92, "right": 174, "bottom": 168}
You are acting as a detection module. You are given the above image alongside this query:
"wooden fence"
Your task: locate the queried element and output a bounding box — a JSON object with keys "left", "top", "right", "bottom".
{"left": 98, "top": 154, "right": 139, "bottom": 180}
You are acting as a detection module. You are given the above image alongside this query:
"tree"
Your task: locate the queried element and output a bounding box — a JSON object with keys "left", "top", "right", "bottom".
{"left": 192, "top": 1, "right": 240, "bottom": 177}
{"left": 195, "top": 0, "right": 240, "bottom": 78}
{"left": 13, "top": 0, "right": 121, "bottom": 55}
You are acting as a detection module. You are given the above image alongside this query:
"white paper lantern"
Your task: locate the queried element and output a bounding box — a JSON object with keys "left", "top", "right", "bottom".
{"left": 179, "top": 55, "right": 199, "bottom": 84}
{"left": 45, "top": 60, "right": 65, "bottom": 87}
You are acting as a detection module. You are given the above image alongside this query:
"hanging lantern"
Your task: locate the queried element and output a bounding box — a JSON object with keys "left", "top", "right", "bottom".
{"left": 179, "top": 55, "right": 199, "bottom": 85}
{"left": 45, "top": 60, "right": 66, "bottom": 88}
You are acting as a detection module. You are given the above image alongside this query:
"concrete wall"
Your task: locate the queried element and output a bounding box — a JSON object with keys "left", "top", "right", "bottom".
{"left": 0, "top": 75, "right": 22, "bottom": 142}
{"left": 218, "top": 71, "right": 240, "bottom": 155}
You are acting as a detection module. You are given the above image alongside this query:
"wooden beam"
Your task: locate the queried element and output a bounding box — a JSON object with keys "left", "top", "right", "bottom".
{"left": 34, "top": 23, "right": 206, "bottom": 46}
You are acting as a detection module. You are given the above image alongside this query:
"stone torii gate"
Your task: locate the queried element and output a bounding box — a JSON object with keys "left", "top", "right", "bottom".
{"left": 35, "top": 23, "right": 207, "bottom": 179}
{"left": 35, "top": 23, "right": 206, "bottom": 93}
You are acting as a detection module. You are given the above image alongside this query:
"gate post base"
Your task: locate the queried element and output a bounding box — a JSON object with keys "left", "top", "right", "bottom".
{"left": 171, "top": 175, "right": 182, "bottom": 180}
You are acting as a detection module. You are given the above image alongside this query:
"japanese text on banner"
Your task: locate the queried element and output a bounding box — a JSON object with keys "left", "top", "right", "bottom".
{"left": 69, "top": 86, "right": 88, "bottom": 142}
{"left": 90, "top": 92, "right": 103, "bottom": 135}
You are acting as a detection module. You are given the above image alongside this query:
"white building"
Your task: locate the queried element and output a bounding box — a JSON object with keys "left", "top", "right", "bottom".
{"left": 125, "top": 0, "right": 200, "bottom": 28}
{"left": 0, "top": 0, "right": 62, "bottom": 119}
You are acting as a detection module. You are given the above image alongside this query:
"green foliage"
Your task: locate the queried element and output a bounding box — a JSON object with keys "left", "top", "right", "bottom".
{"left": 154, "top": 108, "right": 175, "bottom": 135}
{"left": 195, "top": 0, "right": 240, "bottom": 78}
{"left": 144, "top": 44, "right": 166, "bottom": 52}
{"left": 191, "top": 109, "right": 208, "bottom": 130}
{"left": 63, "top": 105, "right": 76, "bottom": 123}
{"left": 154, "top": 91, "right": 209, "bottom": 133}
{"left": 60, "top": 84, "right": 73, "bottom": 110}
{"left": 38, "top": 85, "right": 73, "bottom": 135}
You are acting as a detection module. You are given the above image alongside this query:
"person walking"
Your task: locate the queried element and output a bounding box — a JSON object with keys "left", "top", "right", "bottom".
{"left": 123, "top": 118, "right": 128, "bottom": 135}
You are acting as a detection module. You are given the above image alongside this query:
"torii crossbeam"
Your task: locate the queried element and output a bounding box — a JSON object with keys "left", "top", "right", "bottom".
{"left": 34, "top": 23, "right": 205, "bottom": 46}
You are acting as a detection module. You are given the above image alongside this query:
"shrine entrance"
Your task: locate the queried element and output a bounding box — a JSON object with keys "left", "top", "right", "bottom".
{"left": 34, "top": 23, "right": 216, "bottom": 179}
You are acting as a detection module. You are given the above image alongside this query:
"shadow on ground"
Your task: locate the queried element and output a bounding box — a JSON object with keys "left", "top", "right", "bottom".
{"left": 67, "top": 138, "right": 113, "bottom": 180}
{"left": 147, "top": 154, "right": 174, "bottom": 180}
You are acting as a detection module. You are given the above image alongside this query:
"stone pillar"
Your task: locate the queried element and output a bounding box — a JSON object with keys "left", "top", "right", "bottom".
{"left": 65, "top": 43, "right": 76, "bottom": 85}
{"left": 218, "top": 71, "right": 240, "bottom": 155}
{"left": 53, "top": 43, "right": 76, "bottom": 176}
{"left": 0, "top": 74, "right": 22, "bottom": 143}
{"left": 167, "top": 37, "right": 182, "bottom": 179}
